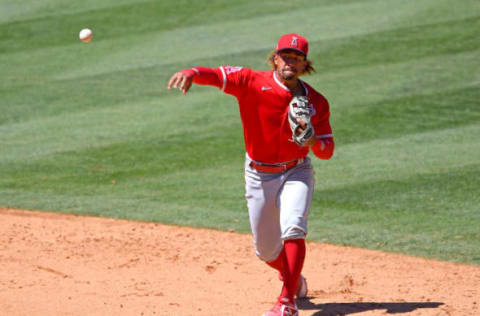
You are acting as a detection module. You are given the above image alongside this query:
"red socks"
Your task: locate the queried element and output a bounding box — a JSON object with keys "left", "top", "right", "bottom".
{"left": 266, "top": 239, "right": 306, "bottom": 302}
{"left": 266, "top": 247, "right": 286, "bottom": 272}
{"left": 284, "top": 239, "right": 306, "bottom": 300}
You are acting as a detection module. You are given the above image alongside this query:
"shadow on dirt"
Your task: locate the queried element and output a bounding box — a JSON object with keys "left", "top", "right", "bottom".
{"left": 297, "top": 300, "right": 444, "bottom": 315}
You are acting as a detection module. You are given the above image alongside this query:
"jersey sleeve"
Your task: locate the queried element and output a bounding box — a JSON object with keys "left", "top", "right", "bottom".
{"left": 218, "top": 66, "right": 252, "bottom": 97}
{"left": 311, "top": 96, "right": 334, "bottom": 159}
{"left": 183, "top": 67, "right": 223, "bottom": 89}
{"left": 183, "top": 66, "right": 251, "bottom": 98}
{"left": 313, "top": 106, "right": 333, "bottom": 140}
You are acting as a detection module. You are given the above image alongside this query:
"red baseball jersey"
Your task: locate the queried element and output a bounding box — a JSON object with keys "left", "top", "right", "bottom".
{"left": 188, "top": 66, "right": 333, "bottom": 164}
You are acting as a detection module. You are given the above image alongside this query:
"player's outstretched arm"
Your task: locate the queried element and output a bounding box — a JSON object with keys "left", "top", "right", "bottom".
{"left": 168, "top": 71, "right": 194, "bottom": 94}
{"left": 168, "top": 67, "right": 223, "bottom": 95}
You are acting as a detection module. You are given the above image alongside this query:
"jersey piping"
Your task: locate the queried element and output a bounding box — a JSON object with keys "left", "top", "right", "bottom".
{"left": 219, "top": 66, "right": 227, "bottom": 91}
{"left": 273, "top": 72, "right": 290, "bottom": 91}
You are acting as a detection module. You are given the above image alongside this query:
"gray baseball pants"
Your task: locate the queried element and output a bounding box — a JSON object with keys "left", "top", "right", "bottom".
{"left": 244, "top": 154, "right": 315, "bottom": 262}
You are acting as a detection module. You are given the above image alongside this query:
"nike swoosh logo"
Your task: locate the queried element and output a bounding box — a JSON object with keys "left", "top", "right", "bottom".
{"left": 261, "top": 86, "right": 272, "bottom": 91}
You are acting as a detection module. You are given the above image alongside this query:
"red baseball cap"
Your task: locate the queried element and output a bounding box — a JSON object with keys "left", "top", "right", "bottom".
{"left": 276, "top": 33, "right": 309, "bottom": 57}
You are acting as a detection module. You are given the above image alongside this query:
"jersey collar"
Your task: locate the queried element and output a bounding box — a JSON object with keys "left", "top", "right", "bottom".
{"left": 273, "top": 71, "right": 309, "bottom": 96}
{"left": 300, "top": 80, "right": 309, "bottom": 96}
{"left": 273, "top": 71, "right": 290, "bottom": 91}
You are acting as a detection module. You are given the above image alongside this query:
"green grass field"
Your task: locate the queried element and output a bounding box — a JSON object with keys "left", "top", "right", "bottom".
{"left": 1, "top": 0, "right": 479, "bottom": 265}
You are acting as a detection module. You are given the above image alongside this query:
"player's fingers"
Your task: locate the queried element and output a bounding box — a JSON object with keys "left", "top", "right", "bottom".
{"left": 183, "top": 80, "right": 192, "bottom": 94}
{"left": 172, "top": 72, "right": 186, "bottom": 90}
{"left": 296, "top": 118, "right": 307, "bottom": 129}
{"left": 167, "top": 73, "right": 180, "bottom": 90}
{"left": 179, "top": 75, "right": 187, "bottom": 91}
{"left": 167, "top": 77, "right": 174, "bottom": 89}
{"left": 174, "top": 74, "right": 183, "bottom": 90}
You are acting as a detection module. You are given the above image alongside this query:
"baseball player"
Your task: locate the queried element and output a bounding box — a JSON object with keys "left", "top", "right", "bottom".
{"left": 168, "top": 33, "right": 334, "bottom": 316}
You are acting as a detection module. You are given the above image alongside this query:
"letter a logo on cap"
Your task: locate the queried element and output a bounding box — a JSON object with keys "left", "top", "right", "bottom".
{"left": 276, "top": 33, "right": 309, "bottom": 56}
{"left": 291, "top": 36, "right": 298, "bottom": 47}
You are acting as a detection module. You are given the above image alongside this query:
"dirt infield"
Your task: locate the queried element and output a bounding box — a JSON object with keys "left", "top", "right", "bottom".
{"left": 1, "top": 208, "right": 479, "bottom": 315}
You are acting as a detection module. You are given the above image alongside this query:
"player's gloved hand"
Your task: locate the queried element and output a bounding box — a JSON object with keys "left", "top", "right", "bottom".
{"left": 295, "top": 119, "right": 316, "bottom": 147}
{"left": 288, "top": 95, "right": 315, "bottom": 146}
{"left": 167, "top": 69, "right": 195, "bottom": 94}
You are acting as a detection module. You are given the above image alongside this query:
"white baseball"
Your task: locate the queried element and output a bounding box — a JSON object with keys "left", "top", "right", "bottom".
{"left": 79, "top": 28, "right": 93, "bottom": 43}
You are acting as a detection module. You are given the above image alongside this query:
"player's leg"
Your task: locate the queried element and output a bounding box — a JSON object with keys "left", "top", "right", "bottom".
{"left": 244, "top": 158, "right": 284, "bottom": 263}
{"left": 279, "top": 158, "right": 315, "bottom": 301}
{"left": 245, "top": 157, "right": 311, "bottom": 315}
{"left": 245, "top": 169, "right": 294, "bottom": 315}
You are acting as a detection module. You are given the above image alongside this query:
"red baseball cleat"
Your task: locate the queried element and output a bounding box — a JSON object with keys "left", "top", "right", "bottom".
{"left": 262, "top": 297, "right": 298, "bottom": 316}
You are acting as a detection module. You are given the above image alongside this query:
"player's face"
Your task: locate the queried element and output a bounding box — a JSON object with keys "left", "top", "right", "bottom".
{"left": 274, "top": 50, "right": 307, "bottom": 81}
